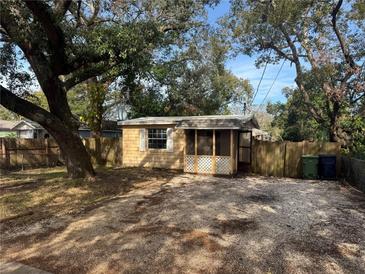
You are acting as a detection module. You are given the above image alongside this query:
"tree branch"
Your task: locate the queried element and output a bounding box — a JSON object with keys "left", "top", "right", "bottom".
{"left": 88, "top": 0, "right": 101, "bottom": 25}
{"left": 0, "top": 4, "right": 51, "bottom": 82}
{"left": 63, "top": 62, "right": 110, "bottom": 90}
{"left": 54, "top": 0, "right": 72, "bottom": 20}
{"left": 0, "top": 85, "right": 64, "bottom": 129}
{"left": 331, "top": 0, "right": 356, "bottom": 69}
{"left": 262, "top": 41, "right": 294, "bottom": 62}
{"left": 279, "top": 24, "right": 325, "bottom": 123}
{"left": 23, "top": 0, "right": 68, "bottom": 74}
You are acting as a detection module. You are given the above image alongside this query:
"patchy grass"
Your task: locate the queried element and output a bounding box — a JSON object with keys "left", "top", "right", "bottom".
{"left": 0, "top": 167, "right": 179, "bottom": 225}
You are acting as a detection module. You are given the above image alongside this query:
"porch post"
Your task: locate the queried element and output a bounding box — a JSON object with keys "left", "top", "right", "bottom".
{"left": 230, "top": 129, "right": 234, "bottom": 174}
{"left": 212, "top": 129, "right": 216, "bottom": 174}
{"left": 194, "top": 129, "right": 198, "bottom": 173}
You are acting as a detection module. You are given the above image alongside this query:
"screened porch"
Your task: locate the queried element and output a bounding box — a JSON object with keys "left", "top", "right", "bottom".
{"left": 184, "top": 129, "right": 236, "bottom": 175}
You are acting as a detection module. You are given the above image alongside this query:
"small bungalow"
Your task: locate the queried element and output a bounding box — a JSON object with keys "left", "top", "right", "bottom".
{"left": 119, "top": 115, "right": 259, "bottom": 175}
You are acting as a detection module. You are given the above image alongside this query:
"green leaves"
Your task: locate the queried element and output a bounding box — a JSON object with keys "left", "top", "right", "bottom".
{"left": 223, "top": 0, "right": 364, "bottom": 144}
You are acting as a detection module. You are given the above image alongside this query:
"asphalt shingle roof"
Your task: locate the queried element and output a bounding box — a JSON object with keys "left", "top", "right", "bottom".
{"left": 118, "top": 115, "right": 259, "bottom": 129}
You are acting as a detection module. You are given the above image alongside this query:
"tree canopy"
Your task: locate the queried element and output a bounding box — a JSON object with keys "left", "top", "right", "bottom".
{"left": 223, "top": 0, "right": 365, "bottom": 143}
{"left": 127, "top": 34, "right": 253, "bottom": 118}
{"left": 0, "top": 0, "right": 217, "bottom": 177}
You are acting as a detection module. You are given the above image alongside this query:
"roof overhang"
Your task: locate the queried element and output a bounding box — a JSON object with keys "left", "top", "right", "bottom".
{"left": 177, "top": 126, "right": 242, "bottom": 130}
{"left": 119, "top": 115, "right": 260, "bottom": 130}
{"left": 12, "top": 120, "right": 40, "bottom": 130}
{"left": 119, "top": 121, "right": 177, "bottom": 126}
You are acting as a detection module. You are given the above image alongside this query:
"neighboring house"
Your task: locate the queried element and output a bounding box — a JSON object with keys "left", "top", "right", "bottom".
{"left": 252, "top": 128, "right": 272, "bottom": 141}
{"left": 0, "top": 119, "right": 121, "bottom": 139}
{"left": 119, "top": 115, "right": 259, "bottom": 175}
{"left": 0, "top": 120, "right": 47, "bottom": 139}
{"left": 0, "top": 120, "right": 17, "bottom": 138}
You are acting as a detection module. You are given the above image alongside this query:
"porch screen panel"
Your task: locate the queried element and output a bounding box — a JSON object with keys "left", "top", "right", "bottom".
{"left": 197, "top": 130, "right": 213, "bottom": 155}
{"left": 239, "top": 132, "right": 251, "bottom": 164}
{"left": 239, "top": 132, "right": 251, "bottom": 147}
{"left": 186, "top": 130, "right": 195, "bottom": 155}
{"left": 215, "top": 130, "right": 230, "bottom": 156}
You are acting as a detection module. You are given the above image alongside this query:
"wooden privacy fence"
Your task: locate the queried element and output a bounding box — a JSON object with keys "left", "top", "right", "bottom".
{"left": 0, "top": 138, "right": 60, "bottom": 169}
{"left": 0, "top": 137, "right": 122, "bottom": 170}
{"left": 83, "top": 137, "right": 122, "bottom": 166}
{"left": 341, "top": 157, "right": 365, "bottom": 193}
{"left": 251, "top": 140, "right": 341, "bottom": 178}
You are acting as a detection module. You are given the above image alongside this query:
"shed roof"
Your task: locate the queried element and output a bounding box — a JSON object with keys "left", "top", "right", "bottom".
{"left": 118, "top": 115, "right": 259, "bottom": 129}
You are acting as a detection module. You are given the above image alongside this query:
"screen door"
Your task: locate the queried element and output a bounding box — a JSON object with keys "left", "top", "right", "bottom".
{"left": 238, "top": 131, "right": 252, "bottom": 170}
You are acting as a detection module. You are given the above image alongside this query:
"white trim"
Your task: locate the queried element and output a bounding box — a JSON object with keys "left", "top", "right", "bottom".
{"left": 166, "top": 128, "right": 173, "bottom": 152}
{"left": 139, "top": 128, "right": 145, "bottom": 152}
{"left": 12, "top": 120, "right": 39, "bottom": 130}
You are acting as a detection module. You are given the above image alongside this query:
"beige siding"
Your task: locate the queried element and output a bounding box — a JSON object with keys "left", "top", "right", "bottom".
{"left": 122, "top": 125, "right": 185, "bottom": 170}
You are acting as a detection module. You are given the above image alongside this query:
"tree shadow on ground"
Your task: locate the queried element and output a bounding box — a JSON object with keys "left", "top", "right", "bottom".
{"left": 1, "top": 171, "right": 364, "bottom": 274}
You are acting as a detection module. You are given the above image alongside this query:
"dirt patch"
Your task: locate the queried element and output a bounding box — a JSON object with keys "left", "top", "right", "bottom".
{"left": 245, "top": 193, "right": 277, "bottom": 203}
{"left": 134, "top": 188, "right": 169, "bottom": 213}
{"left": 180, "top": 230, "right": 223, "bottom": 253}
{"left": 214, "top": 218, "right": 257, "bottom": 234}
{"left": 1, "top": 168, "right": 365, "bottom": 274}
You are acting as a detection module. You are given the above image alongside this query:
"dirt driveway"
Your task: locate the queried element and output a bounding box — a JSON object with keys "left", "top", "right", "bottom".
{"left": 1, "top": 168, "right": 365, "bottom": 273}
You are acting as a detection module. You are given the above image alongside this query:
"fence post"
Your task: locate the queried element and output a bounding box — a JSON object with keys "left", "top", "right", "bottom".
{"left": 283, "top": 142, "right": 287, "bottom": 177}
{"left": 45, "top": 138, "right": 49, "bottom": 167}
{"left": 251, "top": 139, "right": 255, "bottom": 173}
{"left": 1, "top": 139, "right": 9, "bottom": 169}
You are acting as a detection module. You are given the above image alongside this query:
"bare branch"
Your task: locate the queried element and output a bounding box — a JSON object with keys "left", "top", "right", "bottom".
{"left": 88, "top": 0, "right": 101, "bottom": 25}
{"left": 331, "top": 0, "right": 356, "bottom": 69}
{"left": 23, "top": 0, "right": 68, "bottom": 74}
{"left": 54, "top": 0, "right": 72, "bottom": 19}
{"left": 63, "top": 62, "right": 110, "bottom": 90}
{"left": 0, "top": 85, "right": 63, "bottom": 129}
{"left": 279, "top": 24, "right": 325, "bottom": 123}
{"left": 261, "top": 41, "right": 294, "bottom": 62}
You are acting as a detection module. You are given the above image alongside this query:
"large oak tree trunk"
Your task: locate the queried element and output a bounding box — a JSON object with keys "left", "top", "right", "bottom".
{"left": 48, "top": 127, "right": 95, "bottom": 178}
{"left": 328, "top": 101, "right": 341, "bottom": 143}
{"left": 1, "top": 85, "right": 95, "bottom": 178}
{"left": 329, "top": 123, "right": 339, "bottom": 142}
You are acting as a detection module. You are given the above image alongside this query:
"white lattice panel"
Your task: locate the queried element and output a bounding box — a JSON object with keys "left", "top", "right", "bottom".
{"left": 184, "top": 155, "right": 195, "bottom": 173}
{"left": 216, "top": 156, "right": 231, "bottom": 175}
{"left": 197, "top": 156, "right": 213, "bottom": 174}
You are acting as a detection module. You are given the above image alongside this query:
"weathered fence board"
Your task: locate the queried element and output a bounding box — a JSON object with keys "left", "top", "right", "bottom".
{"left": 341, "top": 157, "right": 365, "bottom": 192}
{"left": 252, "top": 140, "right": 341, "bottom": 178}
{"left": 0, "top": 137, "right": 122, "bottom": 170}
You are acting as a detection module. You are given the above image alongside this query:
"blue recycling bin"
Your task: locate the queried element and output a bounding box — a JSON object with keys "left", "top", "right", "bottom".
{"left": 319, "top": 154, "right": 336, "bottom": 180}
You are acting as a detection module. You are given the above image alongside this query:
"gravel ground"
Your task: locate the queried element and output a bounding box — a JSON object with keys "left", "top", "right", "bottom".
{"left": 1, "top": 170, "right": 365, "bottom": 274}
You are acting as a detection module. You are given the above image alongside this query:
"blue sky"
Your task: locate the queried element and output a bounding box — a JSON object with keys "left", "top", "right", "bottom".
{"left": 207, "top": 1, "right": 297, "bottom": 105}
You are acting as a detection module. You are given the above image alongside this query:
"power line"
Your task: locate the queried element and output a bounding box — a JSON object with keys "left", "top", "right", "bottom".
{"left": 257, "top": 59, "right": 286, "bottom": 112}
{"left": 250, "top": 50, "right": 272, "bottom": 108}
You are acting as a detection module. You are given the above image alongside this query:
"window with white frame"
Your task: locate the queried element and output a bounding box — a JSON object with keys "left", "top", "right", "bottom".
{"left": 148, "top": 128, "right": 167, "bottom": 149}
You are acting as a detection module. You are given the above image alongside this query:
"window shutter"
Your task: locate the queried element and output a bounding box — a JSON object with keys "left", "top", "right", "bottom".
{"left": 139, "top": 128, "right": 145, "bottom": 151}
{"left": 167, "top": 128, "right": 173, "bottom": 152}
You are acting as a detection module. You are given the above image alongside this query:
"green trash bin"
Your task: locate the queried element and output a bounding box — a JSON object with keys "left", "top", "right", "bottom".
{"left": 302, "top": 155, "right": 319, "bottom": 179}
